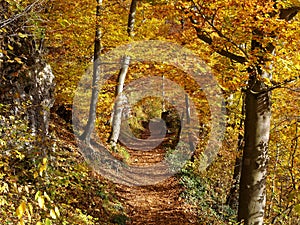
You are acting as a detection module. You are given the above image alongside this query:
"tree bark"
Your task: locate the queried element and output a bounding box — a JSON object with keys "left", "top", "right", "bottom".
{"left": 236, "top": 24, "right": 274, "bottom": 223}
{"left": 237, "top": 75, "right": 271, "bottom": 224}
{"left": 189, "top": 3, "right": 299, "bottom": 224}
{"left": 109, "top": 55, "right": 130, "bottom": 149}
{"left": 109, "top": 1, "right": 138, "bottom": 148}
{"left": 81, "top": 0, "right": 102, "bottom": 145}
{"left": 237, "top": 7, "right": 299, "bottom": 223}
{"left": 185, "top": 93, "right": 195, "bottom": 151}
{"left": 226, "top": 93, "right": 245, "bottom": 210}
{"left": 127, "top": 0, "right": 138, "bottom": 37}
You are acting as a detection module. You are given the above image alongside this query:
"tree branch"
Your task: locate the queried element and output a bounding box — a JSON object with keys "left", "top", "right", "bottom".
{"left": 193, "top": 25, "right": 247, "bottom": 64}
{"left": 0, "top": 0, "right": 43, "bottom": 29}
{"left": 279, "top": 6, "right": 300, "bottom": 21}
{"left": 269, "top": 74, "right": 300, "bottom": 91}
{"left": 189, "top": 0, "right": 248, "bottom": 63}
{"left": 190, "top": 4, "right": 300, "bottom": 63}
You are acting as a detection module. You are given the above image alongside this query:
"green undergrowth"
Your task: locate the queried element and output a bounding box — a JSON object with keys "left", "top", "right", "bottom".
{"left": 179, "top": 162, "right": 238, "bottom": 224}
{"left": 0, "top": 104, "right": 127, "bottom": 225}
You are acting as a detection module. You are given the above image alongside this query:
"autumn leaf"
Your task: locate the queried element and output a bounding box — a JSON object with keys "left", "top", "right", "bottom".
{"left": 54, "top": 206, "right": 60, "bottom": 217}
{"left": 45, "top": 218, "right": 52, "bottom": 225}
{"left": 263, "top": 77, "right": 273, "bottom": 86}
{"left": 50, "top": 209, "right": 57, "bottom": 219}
{"left": 38, "top": 196, "right": 45, "bottom": 209}
{"left": 295, "top": 204, "right": 300, "bottom": 215}
{"left": 39, "top": 157, "right": 48, "bottom": 176}
{"left": 8, "top": 44, "right": 13, "bottom": 50}
{"left": 14, "top": 57, "right": 23, "bottom": 64}
{"left": 17, "top": 218, "right": 25, "bottom": 225}
{"left": 18, "top": 33, "right": 28, "bottom": 38}
{"left": 16, "top": 201, "right": 26, "bottom": 219}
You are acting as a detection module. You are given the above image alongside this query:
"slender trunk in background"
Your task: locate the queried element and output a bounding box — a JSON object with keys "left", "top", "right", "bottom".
{"left": 110, "top": 56, "right": 130, "bottom": 149}
{"left": 226, "top": 93, "right": 245, "bottom": 210}
{"left": 162, "top": 75, "right": 165, "bottom": 112}
{"left": 185, "top": 94, "right": 194, "bottom": 151}
{"left": 81, "top": 0, "right": 102, "bottom": 145}
{"left": 109, "top": 0, "right": 138, "bottom": 148}
{"left": 127, "top": 0, "right": 138, "bottom": 37}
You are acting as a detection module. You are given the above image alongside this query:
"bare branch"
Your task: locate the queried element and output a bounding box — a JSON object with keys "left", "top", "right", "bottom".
{"left": 269, "top": 74, "right": 300, "bottom": 91}
{"left": 0, "top": 0, "right": 44, "bottom": 29}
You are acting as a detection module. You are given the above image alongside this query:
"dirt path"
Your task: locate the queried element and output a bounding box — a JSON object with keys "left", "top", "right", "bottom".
{"left": 53, "top": 114, "right": 198, "bottom": 224}
{"left": 115, "top": 176, "right": 197, "bottom": 224}
{"left": 113, "top": 130, "right": 198, "bottom": 224}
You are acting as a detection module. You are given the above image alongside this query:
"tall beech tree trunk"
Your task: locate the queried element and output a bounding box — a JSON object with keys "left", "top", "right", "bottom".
{"left": 237, "top": 24, "right": 275, "bottom": 224}
{"left": 81, "top": 0, "right": 102, "bottom": 145}
{"left": 189, "top": 4, "right": 299, "bottom": 224}
{"left": 237, "top": 74, "right": 271, "bottom": 224}
{"left": 237, "top": 7, "right": 299, "bottom": 224}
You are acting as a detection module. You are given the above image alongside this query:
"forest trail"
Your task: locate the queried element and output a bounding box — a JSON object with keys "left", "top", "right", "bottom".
{"left": 115, "top": 176, "right": 197, "bottom": 224}
{"left": 112, "top": 129, "right": 198, "bottom": 225}
{"left": 54, "top": 115, "right": 198, "bottom": 224}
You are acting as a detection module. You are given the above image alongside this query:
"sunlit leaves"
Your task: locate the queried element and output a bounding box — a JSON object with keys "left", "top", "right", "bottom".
{"left": 295, "top": 204, "right": 300, "bottom": 215}
{"left": 38, "top": 195, "right": 45, "bottom": 209}
{"left": 7, "top": 44, "right": 14, "bottom": 50}
{"left": 16, "top": 201, "right": 26, "bottom": 219}
{"left": 45, "top": 218, "right": 51, "bottom": 225}
{"left": 45, "top": 0, "right": 96, "bottom": 103}
{"left": 35, "top": 0, "right": 300, "bottom": 223}
{"left": 18, "top": 32, "right": 28, "bottom": 38}
{"left": 39, "top": 158, "right": 48, "bottom": 177}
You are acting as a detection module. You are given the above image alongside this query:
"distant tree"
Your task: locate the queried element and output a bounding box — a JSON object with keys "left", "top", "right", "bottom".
{"left": 109, "top": 55, "right": 130, "bottom": 149}
{"left": 81, "top": 0, "right": 102, "bottom": 145}
{"left": 109, "top": 0, "right": 137, "bottom": 149}
{"left": 127, "top": 0, "right": 138, "bottom": 37}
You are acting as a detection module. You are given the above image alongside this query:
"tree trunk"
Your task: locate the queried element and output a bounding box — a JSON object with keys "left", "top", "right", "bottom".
{"left": 226, "top": 93, "right": 245, "bottom": 210}
{"left": 237, "top": 74, "right": 271, "bottom": 224}
{"left": 0, "top": 1, "right": 54, "bottom": 152}
{"left": 189, "top": 3, "right": 299, "bottom": 224}
{"left": 81, "top": 0, "right": 102, "bottom": 145}
{"left": 109, "top": 55, "right": 130, "bottom": 149}
{"left": 237, "top": 7, "right": 299, "bottom": 224}
{"left": 109, "top": 1, "right": 137, "bottom": 148}
{"left": 127, "top": 0, "right": 138, "bottom": 37}
{"left": 226, "top": 131, "right": 243, "bottom": 210}
{"left": 185, "top": 93, "right": 194, "bottom": 151}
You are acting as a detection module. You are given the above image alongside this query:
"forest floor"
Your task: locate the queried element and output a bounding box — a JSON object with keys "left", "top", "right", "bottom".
{"left": 113, "top": 130, "right": 198, "bottom": 224}
{"left": 54, "top": 114, "right": 199, "bottom": 224}
{"left": 114, "top": 177, "right": 197, "bottom": 224}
